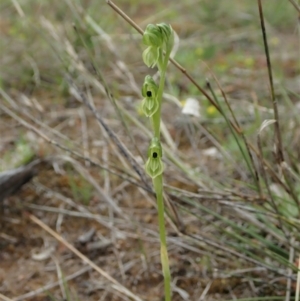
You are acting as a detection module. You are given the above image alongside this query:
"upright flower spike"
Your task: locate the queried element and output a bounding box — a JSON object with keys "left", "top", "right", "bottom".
{"left": 142, "top": 23, "right": 174, "bottom": 69}
{"left": 145, "top": 137, "right": 164, "bottom": 179}
{"left": 141, "top": 22, "right": 176, "bottom": 301}
{"left": 141, "top": 75, "right": 159, "bottom": 117}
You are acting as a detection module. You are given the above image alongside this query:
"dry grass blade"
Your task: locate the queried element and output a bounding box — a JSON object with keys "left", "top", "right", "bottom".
{"left": 13, "top": 266, "right": 91, "bottom": 301}
{"left": 288, "top": 0, "right": 300, "bottom": 13}
{"left": 105, "top": 0, "right": 294, "bottom": 194}
{"left": 28, "top": 213, "right": 144, "bottom": 301}
{"left": 285, "top": 237, "right": 295, "bottom": 301}
{"left": 296, "top": 255, "right": 300, "bottom": 301}
{"left": 0, "top": 293, "right": 13, "bottom": 301}
{"left": 257, "top": 120, "right": 290, "bottom": 241}
{"left": 0, "top": 102, "right": 149, "bottom": 193}
{"left": 257, "top": 0, "right": 284, "bottom": 164}
{"left": 66, "top": 78, "right": 151, "bottom": 191}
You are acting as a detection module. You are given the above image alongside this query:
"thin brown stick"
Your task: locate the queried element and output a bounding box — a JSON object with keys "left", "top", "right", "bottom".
{"left": 206, "top": 74, "right": 261, "bottom": 195}
{"left": 66, "top": 77, "right": 151, "bottom": 191}
{"left": 257, "top": 0, "right": 284, "bottom": 164}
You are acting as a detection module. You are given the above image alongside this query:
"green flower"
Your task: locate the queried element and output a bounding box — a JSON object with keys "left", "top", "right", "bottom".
{"left": 142, "top": 23, "right": 174, "bottom": 68}
{"left": 145, "top": 137, "right": 164, "bottom": 179}
{"left": 143, "top": 24, "right": 164, "bottom": 48}
{"left": 157, "top": 23, "right": 174, "bottom": 51}
{"left": 141, "top": 75, "right": 159, "bottom": 117}
{"left": 142, "top": 45, "right": 160, "bottom": 68}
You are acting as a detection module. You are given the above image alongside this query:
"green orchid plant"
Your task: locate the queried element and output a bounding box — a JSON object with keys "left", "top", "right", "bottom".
{"left": 142, "top": 23, "right": 174, "bottom": 301}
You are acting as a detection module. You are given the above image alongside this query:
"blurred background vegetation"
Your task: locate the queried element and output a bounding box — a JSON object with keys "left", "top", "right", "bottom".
{"left": 0, "top": 1, "right": 299, "bottom": 301}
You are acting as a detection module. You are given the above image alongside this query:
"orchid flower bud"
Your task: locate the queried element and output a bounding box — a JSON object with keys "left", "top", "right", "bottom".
{"left": 145, "top": 137, "right": 164, "bottom": 179}
{"left": 142, "top": 23, "right": 174, "bottom": 68}
{"left": 143, "top": 24, "right": 164, "bottom": 48}
{"left": 141, "top": 75, "right": 159, "bottom": 117}
{"left": 142, "top": 45, "right": 160, "bottom": 68}
{"left": 157, "top": 23, "right": 174, "bottom": 51}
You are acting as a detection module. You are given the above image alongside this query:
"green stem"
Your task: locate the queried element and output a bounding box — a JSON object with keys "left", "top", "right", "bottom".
{"left": 153, "top": 174, "right": 171, "bottom": 301}
{"left": 152, "top": 48, "right": 171, "bottom": 139}
{"left": 150, "top": 48, "right": 172, "bottom": 301}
